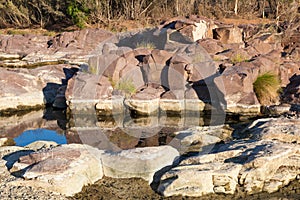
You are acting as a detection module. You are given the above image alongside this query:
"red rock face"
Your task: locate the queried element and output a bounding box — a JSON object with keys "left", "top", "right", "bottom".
{"left": 18, "top": 148, "right": 81, "bottom": 173}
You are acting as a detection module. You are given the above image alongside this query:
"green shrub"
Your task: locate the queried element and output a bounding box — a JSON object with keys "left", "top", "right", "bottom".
{"left": 253, "top": 72, "right": 281, "bottom": 105}
{"left": 67, "top": 1, "right": 88, "bottom": 29}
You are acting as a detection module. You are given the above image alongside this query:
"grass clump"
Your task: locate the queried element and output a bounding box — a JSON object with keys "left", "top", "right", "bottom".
{"left": 230, "top": 53, "right": 248, "bottom": 64}
{"left": 136, "top": 41, "right": 156, "bottom": 49}
{"left": 115, "top": 78, "right": 136, "bottom": 96}
{"left": 253, "top": 72, "right": 281, "bottom": 105}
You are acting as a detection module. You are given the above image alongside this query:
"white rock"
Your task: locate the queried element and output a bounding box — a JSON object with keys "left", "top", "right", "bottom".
{"left": 241, "top": 118, "right": 300, "bottom": 143}
{"left": 101, "top": 146, "right": 179, "bottom": 183}
{"left": 25, "top": 140, "right": 58, "bottom": 151}
{"left": 158, "top": 139, "right": 300, "bottom": 197}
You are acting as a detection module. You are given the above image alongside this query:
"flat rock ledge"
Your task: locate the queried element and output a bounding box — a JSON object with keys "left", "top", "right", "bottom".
{"left": 157, "top": 117, "right": 300, "bottom": 197}
{"left": 9, "top": 144, "right": 104, "bottom": 196}
{"left": 0, "top": 142, "right": 180, "bottom": 197}
{"left": 101, "top": 146, "right": 179, "bottom": 183}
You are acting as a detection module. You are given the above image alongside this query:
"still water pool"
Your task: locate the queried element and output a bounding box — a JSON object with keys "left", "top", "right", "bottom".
{"left": 14, "top": 129, "right": 67, "bottom": 146}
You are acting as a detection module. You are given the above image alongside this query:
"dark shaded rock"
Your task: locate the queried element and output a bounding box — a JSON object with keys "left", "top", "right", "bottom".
{"left": 282, "top": 74, "right": 300, "bottom": 104}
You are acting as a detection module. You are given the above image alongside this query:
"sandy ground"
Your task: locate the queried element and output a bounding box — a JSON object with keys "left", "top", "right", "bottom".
{"left": 71, "top": 176, "right": 300, "bottom": 200}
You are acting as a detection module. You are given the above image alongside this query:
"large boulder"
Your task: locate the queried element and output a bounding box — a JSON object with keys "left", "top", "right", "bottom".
{"left": 101, "top": 146, "right": 179, "bottom": 183}
{"left": 0, "top": 64, "right": 75, "bottom": 113}
{"left": 213, "top": 26, "right": 244, "bottom": 45}
{"left": 158, "top": 139, "right": 300, "bottom": 197}
{"left": 158, "top": 150, "right": 243, "bottom": 196}
{"left": 158, "top": 118, "right": 300, "bottom": 197}
{"left": 65, "top": 72, "right": 114, "bottom": 113}
{"left": 10, "top": 144, "right": 104, "bottom": 196}
{"left": 157, "top": 16, "right": 216, "bottom": 42}
{"left": 279, "top": 61, "right": 300, "bottom": 87}
{"left": 247, "top": 33, "right": 282, "bottom": 55}
{"left": 170, "top": 125, "right": 233, "bottom": 154}
{"left": 214, "top": 64, "right": 261, "bottom": 115}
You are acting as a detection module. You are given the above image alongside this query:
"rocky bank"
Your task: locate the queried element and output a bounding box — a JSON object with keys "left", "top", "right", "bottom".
{"left": 1, "top": 15, "right": 300, "bottom": 199}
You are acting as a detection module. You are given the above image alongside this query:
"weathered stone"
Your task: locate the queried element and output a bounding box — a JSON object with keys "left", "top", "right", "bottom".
{"left": 214, "top": 65, "right": 261, "bottom": 115}
{"left": 125, "top": 98, "right": 160, "bottom": 115}
{"left": 279, "top": 61, "right": 300, "bottom": 87}
{"left": 237, "top": 141, "right": 300, "bottom": 194}
{"left": 261, "top": 104, "right": 291, "bottom": 116}
{"left": 125, "top": 85, "right": 165, "bottom": 115}
{"left": 158, "top": 139, "right": 300, "bottom": 197}
{"left": 158, "top": 16, "right": 217, "bottom": 42}
{"left": 101, "top": 146, "right": 179, "bottom": 183}
{"left": 95, "top": 96, "right": 125, "bottom": 116}
{"left": 0, "top": 29, "right": 113, "bottom": 67}
{"left": 171, "top": 125, "right": 233, "bottom": 154}
{"left": 0, "top": 64, "right": 73, "bottom": 112}
{"left": 159, "top": 99, "right": 185, "bottom": 113}
{"left": 10, "top": 144, "right": 104, "bottom": 196}
{"left": 24, "top": 141, "right": 58, "bottom": 151}
{"left": 66, "top": 72, "right": 113, "bottom": 112}
{"left": 158, "top": 153, "right": 242, "bottom": 197}
{"left": 213, "top": 26, "right": 244, "bottom": 45}
{"left": 248, "top": 33, "right": 282, "bottom": 55}
{"left": 198, "top": 38, "right": 224, "bottom": 55}
{"left": 141, "top": 49, "right": 173, "bottom": 85}
{"left": 241, "top": 118, "right": 300, "bottom": 144}
{"left": 168, "top": 54, "right": 190, "bottom": 87}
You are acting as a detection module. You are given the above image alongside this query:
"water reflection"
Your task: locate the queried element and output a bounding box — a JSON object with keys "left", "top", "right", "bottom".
{"left": 0, "top": 107, "right": 249, "bottom": 151}
{"left": 14, "top": 129, "right": 67, "bottom": 146}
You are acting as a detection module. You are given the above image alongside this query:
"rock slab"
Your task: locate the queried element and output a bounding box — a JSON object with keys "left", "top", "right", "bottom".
{"left": 10, "top": 144, "right": 104, "bottom": 196}
{"left": 101, "top": 145, "right": 179, "bottom": 183}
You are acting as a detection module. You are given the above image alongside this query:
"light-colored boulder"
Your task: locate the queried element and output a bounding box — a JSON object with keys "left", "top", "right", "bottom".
{"left": 10, "top": 144, "right": 104, "bottom": 196}
{"left": 95, "top": 96, "right": 125, "bottom": 116}
{"left": 237, "top": 141, "right": 300, "bottom": 194}
{"left": 241, "top": 118, "right": 300, "bottom": 143}
{"left": 158, "top": 149, "right": 243, "bottom": 197}
{"left": 171, "top": 125, "right": 232, "bottom": 154}
{"left": 158, "top": 138, "right": 300, "bottom": 197}
{"left": 125, "top": 98, "right": 160, "bottom": 115}
{"left": 101, "top": 146, "right": 179, "bottom": 183}
{"left": 24, "top": 140, "right": 58, "bottom": 151}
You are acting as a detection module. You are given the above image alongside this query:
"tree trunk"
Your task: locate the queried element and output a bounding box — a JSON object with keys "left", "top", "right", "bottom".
{"left": 262, "top": 0, "right": 266, "bottom": 18}
{"left": 234, "top": 0, "right": 239, "bottom": 15}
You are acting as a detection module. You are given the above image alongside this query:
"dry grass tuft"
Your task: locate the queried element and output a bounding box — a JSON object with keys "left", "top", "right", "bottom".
{"left": 253, "top": 72, "right": 281, "bottom": 105}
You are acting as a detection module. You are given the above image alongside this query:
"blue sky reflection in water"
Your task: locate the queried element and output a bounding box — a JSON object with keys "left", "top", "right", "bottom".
{"left": 14, "top": 129, "right": 67, "bottom": 147}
